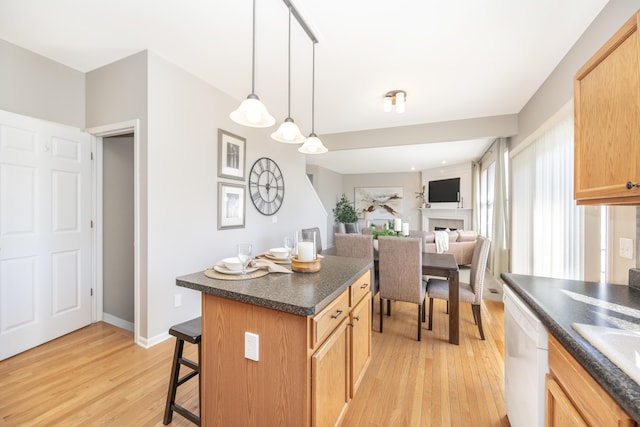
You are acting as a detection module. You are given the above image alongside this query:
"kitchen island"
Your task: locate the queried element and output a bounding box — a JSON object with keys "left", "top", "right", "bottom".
{"left": 502, "top": 273, "right": 640, "bottom": 424}
{"left": 177, "top": 255, "right": 372, "bottom": 427}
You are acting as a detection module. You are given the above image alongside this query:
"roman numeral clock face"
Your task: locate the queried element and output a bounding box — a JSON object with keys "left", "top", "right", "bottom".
{"left": 248, "top": 157, "right": 285, "bottom": 216}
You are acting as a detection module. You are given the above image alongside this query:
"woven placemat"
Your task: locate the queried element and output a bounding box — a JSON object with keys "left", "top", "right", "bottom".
{"left": 204, "top": 268, "right": 269, "bottom": 281}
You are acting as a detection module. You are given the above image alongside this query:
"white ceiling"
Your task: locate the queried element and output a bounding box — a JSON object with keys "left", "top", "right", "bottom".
{"left": 0, "top": 0, "right": 609, "bottom": 173}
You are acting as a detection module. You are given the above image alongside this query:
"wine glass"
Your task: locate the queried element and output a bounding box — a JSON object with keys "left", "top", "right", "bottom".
{"left": 237, "top": 243, "right": 252, "bottom": 274}
{"left": 283, "top": 236, "right": 294, "bottom": 258}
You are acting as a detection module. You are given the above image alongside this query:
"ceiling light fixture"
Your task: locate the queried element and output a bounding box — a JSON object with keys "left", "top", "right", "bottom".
{"left": 299, "top": 41, "right": 328, "bottom": 154}
{"left": 271, "top": 6, "right": 305, "bottom": 143}
{"left": 383, "top": 90, "right": 407, "bottom": 114}
{"left": 230, "top": 0, "right": 275, "bottom": 128}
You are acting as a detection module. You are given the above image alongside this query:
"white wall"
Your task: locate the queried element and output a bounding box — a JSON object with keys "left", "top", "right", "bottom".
{"left": 421, "top": 162, "right": 472, "bottom": 210}
{"left": 145, "top": 52, "right": 326, "bottom": 340}
{"left": 306, "top": 164, "right": 341, "bottom": 248}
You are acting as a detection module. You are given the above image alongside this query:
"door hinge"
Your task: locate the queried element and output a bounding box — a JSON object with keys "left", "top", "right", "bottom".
{"left": 91, "top": 220, "right": 94, "bottom": 228}
{"left": 91, "top": 152, "right": 94, "bottom": 160}
{"left": 91, "top": 288, "right": 94, "bottom": 296}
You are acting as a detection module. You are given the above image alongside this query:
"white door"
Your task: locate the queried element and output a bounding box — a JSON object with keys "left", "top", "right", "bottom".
{"left": 0, "top": 110, "right": 92, "bottom": 361}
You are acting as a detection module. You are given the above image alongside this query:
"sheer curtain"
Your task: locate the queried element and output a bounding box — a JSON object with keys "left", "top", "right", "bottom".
{"left": 511, "top": 116, "right": 584, "bottom": 280}
{"left": 492, "top": 138, "right": 510, "bottom": 278}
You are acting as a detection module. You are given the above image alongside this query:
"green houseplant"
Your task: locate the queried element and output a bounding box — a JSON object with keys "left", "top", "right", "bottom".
{"left": 333, "top": 194, "right": 358, "bottom": 233}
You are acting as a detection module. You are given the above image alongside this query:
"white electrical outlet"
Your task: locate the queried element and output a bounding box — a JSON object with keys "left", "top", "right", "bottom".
{"left": 173, "top": 294, "right": 182, "bottom": 308}
{"left": 245, "top": 332, "right": 259, "bottom": 361}
{"left": 272, "top": 215, "right": 278, "bottom": 223}
{"left": 620, "top": 238, "right": 634, "bottom": 260}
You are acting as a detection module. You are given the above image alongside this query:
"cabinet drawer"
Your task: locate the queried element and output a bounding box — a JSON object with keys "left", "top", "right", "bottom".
{"left": 310, "top": 289, "right": 349, "bottom": 349}
{"left": 350, "top": 271, "right": 371, "bottom": 307}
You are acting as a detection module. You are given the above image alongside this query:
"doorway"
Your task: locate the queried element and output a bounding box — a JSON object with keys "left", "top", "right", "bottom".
{"left": 102, "top": 134, "right": 134, "bottom": 331}
{"left": 86, "top": 120, "right": 142, "bottom": 346}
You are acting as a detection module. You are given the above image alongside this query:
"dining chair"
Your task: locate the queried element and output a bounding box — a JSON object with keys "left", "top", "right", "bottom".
{"left": 301, "top": 227, "right": 322, "bottom": 255}
{"left": 426, "top": 235, "right": 490, "bottom": 340}
{"left": 378, "top": 236, "right": 427, "bottom": 341}
{"left": 335, "top": 233, "right": 377, "bottom": 321}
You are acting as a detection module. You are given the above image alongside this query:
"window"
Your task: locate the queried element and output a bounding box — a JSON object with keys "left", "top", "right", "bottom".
{"left": 511, "top": 116, "right": 584, "bottom": 280}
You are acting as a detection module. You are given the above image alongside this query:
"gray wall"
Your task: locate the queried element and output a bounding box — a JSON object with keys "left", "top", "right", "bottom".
{"left": 0, "top": 39, "right": 84, "bottom": 127}
{"left": 86, "top": 51, "right": 151, "bottom": 336}
{"left": 103, "top": 135, "right": 134, "bottom": 324}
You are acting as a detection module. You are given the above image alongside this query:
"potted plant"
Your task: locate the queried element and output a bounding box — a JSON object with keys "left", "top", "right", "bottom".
{"left": 333, "top": 193, "right": 358, "bottom": 233}
{"left": 371, "top": 227, "right": 403, "bottom": 250}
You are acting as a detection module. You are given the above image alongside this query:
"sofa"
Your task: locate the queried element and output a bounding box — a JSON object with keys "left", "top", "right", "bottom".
{"left": 409, "top": 230, "right": 478, "bottom": 265}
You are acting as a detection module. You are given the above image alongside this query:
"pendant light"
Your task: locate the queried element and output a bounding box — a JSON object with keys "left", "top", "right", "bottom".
{"left": 271, "top": 6, "right": 305, "bottom": 143}
{"left": 299, "top": 41, "right": 328, "bottom": 154}
{"left": 230, "top": 0, "right": 275, "bottom": 128}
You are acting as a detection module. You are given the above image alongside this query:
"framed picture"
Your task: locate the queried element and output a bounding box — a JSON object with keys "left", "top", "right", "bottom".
{"left": 218, "top": 182, "right": 246, "bottom": 229}
{"left": 218, "top": 129, "right": 246, "bottom": 180}
{"left": 354, "top": 187, "right": 403, "bottom": 219}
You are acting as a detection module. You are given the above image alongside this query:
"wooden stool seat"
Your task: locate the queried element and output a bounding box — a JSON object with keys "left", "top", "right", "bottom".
{"left": 163, "top": 317, "right": 202, "bottom": 426}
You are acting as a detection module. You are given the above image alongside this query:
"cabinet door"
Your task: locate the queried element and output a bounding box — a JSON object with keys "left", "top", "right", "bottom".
{"left": 311, "top": 318, "right": 349, "bottom": 427}
{"left": 350, "top": 294, "right": 371, "bottom": 397}
{"left": 574, "top": 12, "right": 640, "bottom": 203}
{"left": 545, "top": 375, "right": 588, "bottom": 427}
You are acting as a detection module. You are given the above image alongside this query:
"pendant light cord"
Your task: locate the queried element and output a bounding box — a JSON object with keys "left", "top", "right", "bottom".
{"left": 287, "top": 7, "right": 292, "bottom": 118}
{"left": 251, "top": 0, "right": 256, "bottom": 95}
{"left": 311, "top": 41, "right": 316, "bottom": 133}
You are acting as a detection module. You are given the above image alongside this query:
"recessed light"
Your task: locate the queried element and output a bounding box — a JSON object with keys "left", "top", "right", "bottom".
{"left": 410, "top": 166, "right": 416, "bottom": 171}
{"left": 441, "top": 160, "right": 447, "bottom": 165}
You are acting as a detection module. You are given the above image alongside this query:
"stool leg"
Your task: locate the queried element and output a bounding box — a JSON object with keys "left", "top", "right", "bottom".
{"left": 197, "top": 341, "right": 202, "bottom": 423}
{"left": 163, "top": 338, "right": 184, "bottom": 425}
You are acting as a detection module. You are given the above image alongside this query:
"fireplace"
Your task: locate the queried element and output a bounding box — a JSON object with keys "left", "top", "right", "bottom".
{"left": 420, "top": 208, "right": 472, "bottom": 231}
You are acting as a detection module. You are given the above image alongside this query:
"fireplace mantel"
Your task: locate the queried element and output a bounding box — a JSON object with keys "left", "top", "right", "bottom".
{"left": 419, "top": 208, "right": 473, "bottom": 231}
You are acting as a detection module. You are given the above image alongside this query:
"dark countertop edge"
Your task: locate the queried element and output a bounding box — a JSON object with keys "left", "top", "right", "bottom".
{"left": 501, "top": 273, "right": 640, "bottom": 423}
{"left": 177, "top": 261, "right": 372, "bottom": 317}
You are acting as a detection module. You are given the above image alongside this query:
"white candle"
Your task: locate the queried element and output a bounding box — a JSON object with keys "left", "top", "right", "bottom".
{"left": 394, "top": 218, "right": 402, "bottom": 232}
{"left": 298, "top": 242, "right": 314, "bottom": 261}
{"left": 402, "top": 223, "right": 410, "bottom": 236}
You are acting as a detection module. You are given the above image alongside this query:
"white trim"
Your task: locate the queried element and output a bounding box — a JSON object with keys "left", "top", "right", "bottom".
{"left": 510, "top": 100, "right": 574, "bottom": 158}
{"left": 86, "top": 120, "right": 142, "bottom": 348}
{"left": 102, "top": 313, "right": 134, "bottom": 332}
{"left": 139, "top": 331, "right": 172, "bottom": 349}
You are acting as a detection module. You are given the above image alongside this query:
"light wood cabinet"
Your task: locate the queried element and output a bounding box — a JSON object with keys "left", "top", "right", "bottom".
{"left": 574, "top": 11, "right": 640, "bottom": 204}
{"left": 310, "top": 271, "right": 372, "bottom": 427}
{"left": 546, "top": 335, "right": 636, "bottom": 427}
{"left": 201, "top": 270, "right": 371, "bottom": 427}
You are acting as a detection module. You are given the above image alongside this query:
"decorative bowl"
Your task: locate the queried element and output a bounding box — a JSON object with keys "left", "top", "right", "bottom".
{"left": 269, "top": 247, "right": 290, "bottom": 259}
{"left": 222, "top": 257, "right": 243, "bottom": 271}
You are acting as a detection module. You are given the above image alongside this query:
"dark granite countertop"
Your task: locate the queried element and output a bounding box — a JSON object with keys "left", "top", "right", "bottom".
{"left": 501, "top": 273, "right": 640, "bottom": 423}
{"left": 177, "top": 255, "right": 371, "bottom": 316}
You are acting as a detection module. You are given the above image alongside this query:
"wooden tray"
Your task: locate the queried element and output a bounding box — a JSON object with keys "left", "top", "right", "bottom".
{"left": 291, "top": 257, "right": 321, "bottom": 273}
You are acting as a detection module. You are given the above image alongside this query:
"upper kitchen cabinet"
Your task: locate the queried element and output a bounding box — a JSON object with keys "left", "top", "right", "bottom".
{"left": 574, "top": 11, "right": 640, "bottom": 205}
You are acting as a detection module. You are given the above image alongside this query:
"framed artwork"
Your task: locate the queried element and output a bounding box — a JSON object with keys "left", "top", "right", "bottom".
{"left": 218, "top": 182, "right": 246, "bottom": 229}
{"left": 218, "top": 129, "right": 246, "bottom": 180}
{"left": 354, "top": 187, "right": 403, "bottom": 219}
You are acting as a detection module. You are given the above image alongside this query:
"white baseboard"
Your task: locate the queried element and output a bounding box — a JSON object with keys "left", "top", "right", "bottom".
{"left": 102, "top": 313, "right": 134, "bottom": 332}
{"left": 139, "top": 331, "right": 171, "bottom": 348}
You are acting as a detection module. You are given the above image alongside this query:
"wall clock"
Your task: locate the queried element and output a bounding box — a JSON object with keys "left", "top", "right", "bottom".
{"left": 248, "top": 157, "right": 285, "bottom": 216}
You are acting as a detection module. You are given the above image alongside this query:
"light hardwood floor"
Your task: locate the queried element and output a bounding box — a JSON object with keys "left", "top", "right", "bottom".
{"left": 0, "top": 296, "right": 508, "bottom": 426}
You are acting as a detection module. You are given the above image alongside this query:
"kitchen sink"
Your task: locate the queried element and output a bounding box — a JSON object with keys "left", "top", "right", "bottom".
{"left": 572, "top": 323, "right": 640, "bottom": 385}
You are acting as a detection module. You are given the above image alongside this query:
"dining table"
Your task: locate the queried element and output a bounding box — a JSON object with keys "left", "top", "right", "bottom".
{"left": 374, "top": 251, "right": 460, "bottom": 345}
{"left": 420, "top": 252, "right": 460, "bottom": 345}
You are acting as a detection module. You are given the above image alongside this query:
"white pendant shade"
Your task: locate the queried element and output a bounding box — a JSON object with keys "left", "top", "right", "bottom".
{"left": 395, "top": 91, "right": 405, "bottom": 113}
{"left": 298, "top": 133, "right": 328, "bottom": 154}
{"left": 230, "top": 95, "right": 275, "bottom": 128}
{"left": 271, "top": 117, "right": 305, "bottom": 143}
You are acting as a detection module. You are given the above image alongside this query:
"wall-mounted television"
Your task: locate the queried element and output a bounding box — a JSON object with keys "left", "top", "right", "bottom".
{"left": 428, "top": 178, "right": 460, "bottom": 203}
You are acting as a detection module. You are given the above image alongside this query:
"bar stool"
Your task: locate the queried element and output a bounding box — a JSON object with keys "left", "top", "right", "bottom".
{"left": 163, "top": 317, "right": 202, "bottom": 425}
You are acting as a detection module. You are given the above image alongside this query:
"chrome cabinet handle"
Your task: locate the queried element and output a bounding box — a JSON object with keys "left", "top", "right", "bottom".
{"left": 360, "top": 283, "right": 368, "bottom": 289}
{"left": 330, "top": 309, "right": 343, "bottom": 319}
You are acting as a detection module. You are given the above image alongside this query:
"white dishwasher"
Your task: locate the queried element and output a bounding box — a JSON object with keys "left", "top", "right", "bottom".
{"left": 503, "top": 284, "right": 549, "bottom": 427}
